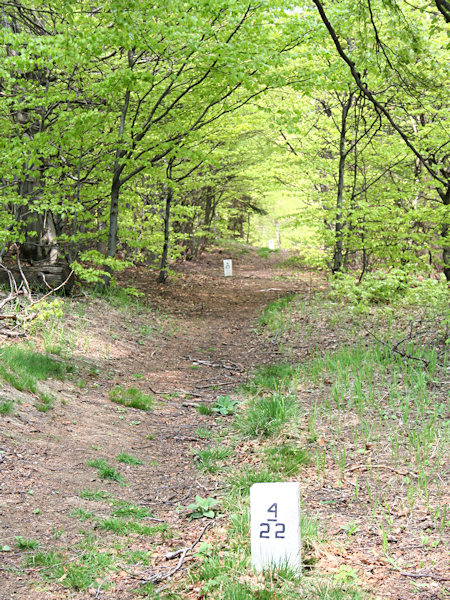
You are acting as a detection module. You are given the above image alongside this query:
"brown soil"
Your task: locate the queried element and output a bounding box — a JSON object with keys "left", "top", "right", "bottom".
{"left": 0, "top": 250, "right": 311, "bottom": 599}
{"left": 0, "top": 249, "right": 448, "bottom": 600}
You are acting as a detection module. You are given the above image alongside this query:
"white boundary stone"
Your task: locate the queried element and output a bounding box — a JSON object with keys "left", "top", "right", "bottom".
{"left": 223, "top": 259, "right": 233, "bottom": 277}
{"left": 250, "top": 482, "right": 301, "bottom": 573}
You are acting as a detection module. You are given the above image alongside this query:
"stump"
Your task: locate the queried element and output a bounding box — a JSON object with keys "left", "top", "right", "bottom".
{"left": 0, "top": 262, "right": 74, "bottom": 294}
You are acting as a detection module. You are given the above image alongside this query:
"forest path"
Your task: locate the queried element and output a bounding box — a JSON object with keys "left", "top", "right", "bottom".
{"left": 0, "top": 248, "right": 314, "bottom": 599}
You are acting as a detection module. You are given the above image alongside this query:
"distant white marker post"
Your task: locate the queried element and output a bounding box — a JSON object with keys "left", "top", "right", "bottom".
{"left": 250, "top": 482, "right": 301, "bottom": 573}
{"left": 268, "top": 239, "right": 275, "bottom": 250}
{"left": 223, "top": 259, "right": 233, "bottom": 277}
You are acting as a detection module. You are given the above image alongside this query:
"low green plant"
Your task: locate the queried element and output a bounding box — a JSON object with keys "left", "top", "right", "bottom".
{"left": 243, "top": 363, "right": 296, "bottom": 394}
{"left": 228, "top": 467, "right": 279, "bottom": 496}
{"left": 196, "top": 404, "right": 213, "bottom": 415}
{"left": 187, "top": 495, "right": 220, "bottom": 520}
{"left": 195, "top": 427, "right": 213, "bottom": 439}
{"left": 35, "top": 392, "right": 55, "bottom": 412}
{"left": 116, "top": 452, "right": 143, "bottom": 465}
{"left": 15, "top": 536, "right": 39, "bottom": 549}
{"left": 212, "top": 395, "right": 240, "bottom": 415}
{"left": 69, "top": 508, "right": 95, "bottom": 522}
{"left": 236, "top": 393, "right": 299, "bottom": 438}
{"left": 78, "top": 489, "right": 111, "bottom": 501}
{"left": 24, "top": 549, "right": 63, "bottom": 569}
{"left": 265, "top": 444, "right": 311, "bottom": 475}
{"left": 87, "top": 459, "right": 125, "bottom": 484}
{"left": 0, "top": 344, "right": 70, "bottom": 394}
{"left": 0, "top": 398, "right": 14, "bottom": 415}
{"left": 257, "top": 246, "right": 272, "bottom": 259}
{"left": 195, "top": 445, "right": 233, "bottom": 473}
{"left": 329, "top": 269, "right": 449, "bottom": 310}
{"left": 258, "top": 295, "right": 296, "bottom": 332}
{"left": 97, "top": 517, "right": 166, "bottom": 536}
{"left": 25, "top": 547, "right": 116, "bottom": 591}
{"left": 112, "top": 502, "right": 153, "bottom": 519}
{"left": 108, "top": 386, "right": 154, "bottom": 411}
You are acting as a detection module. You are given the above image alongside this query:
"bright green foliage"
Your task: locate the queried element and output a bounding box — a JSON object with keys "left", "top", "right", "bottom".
{"left": 0, "top": 399, "right": 14, "bottom": 415}
{"left": 0, "top": 345, "right": 68, "bottom": 394}
{"left": 330, "top": 271, "right": 449, "bottom": 310}
{"left": 15, "top": 536, "right": 39, "bottom": 550}
{"left": 212, "top": 395, "right": 240, "bottom": 416}
{"left": 0, "top": 0, "right": 447, "bottom": 282}
{"left": 187, "top": 495, "right": 220, "bottom": 520}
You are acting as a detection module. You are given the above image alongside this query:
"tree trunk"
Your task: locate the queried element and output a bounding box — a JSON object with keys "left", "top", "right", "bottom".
{"left": 332, "top": 93, "right": 353, "bottom": 275}
{"left": 158, "top": 186, "right": 173, "bottom": 283}
{"left": 439, "top": 184, "right": 450, "bottom": 281}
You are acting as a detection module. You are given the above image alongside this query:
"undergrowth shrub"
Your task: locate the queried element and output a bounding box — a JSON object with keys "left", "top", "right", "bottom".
{"left": 330, "top": 270, "right": 449, "bottom": 310}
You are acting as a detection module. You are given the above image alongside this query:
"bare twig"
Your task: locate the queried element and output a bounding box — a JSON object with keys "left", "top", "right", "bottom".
{"left": 365, "top": 327, "right": 430, "bottom": 368}
{"left": 16, "top": 256, "right": 32, "bottom": 301}
{"left": 141, "top": 521, "right": 213, "bottom": 586}
{"left": 400, "top": 571, "right": 450, "bottom": 581}
{"left": 28, "top": 270, "right": 74, "bottom": 307}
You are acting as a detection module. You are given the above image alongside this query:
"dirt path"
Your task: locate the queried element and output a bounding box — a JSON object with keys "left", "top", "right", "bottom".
{"left": 0, "top": 249, "right": 311, "bottom": 599}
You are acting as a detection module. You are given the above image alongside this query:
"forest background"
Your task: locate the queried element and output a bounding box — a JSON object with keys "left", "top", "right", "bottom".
{"left": 0, "top": 0, "right": 448, "bottom": 293}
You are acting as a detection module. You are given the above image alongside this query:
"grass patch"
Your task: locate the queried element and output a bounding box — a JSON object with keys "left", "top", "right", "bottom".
{"left": 15, "top": 536, "right": 39, "bottom": 550}
{"left": 194, "top": 445, "right": 233, "bottom": 474}
{"left": 196, "top": 404, "right": 213, "bottom": 415}
{"left": 243, "top": 362, "right": 296, "bottom": 394}
{"left": 116, "top": 452, "right": 143, "bottom": 465}
{"left": 78, "top": 489, "right": 112, "bottom": 501}
{"left": 258, "top": 295, "right": 296, "bottom": 332}
{"left": 97, "top": 517, "right": 167, "bottom": 536}
{"left": 108, "top": 386, "right": 154, "bottom": 411}
{"left": 235, "top": 393, "right": 299, "bottom": 438}
{"left": 195, "top": 427, "right": 213, "bottom": 439}
{"left": 0, "top": 344, "right": 70, "bottom": 395}
{"left": 87, "top": 459, "right": 125, "bottom": 484}
{"left": 25, "top": 547, "right": 115, "bottom": 591}
{"left": 227, "top": 467, "right": 280, "bottom": 496}
{"left": 35, "top": 392, "right": 55, "bottom": 412}
{"left": 0, "top": 398, "right": 14, "bottom": 415}
{"left": 69, "top": 508, "right": 95, "bottom": 522}
{"left": 265, "top": 444, "right": 311, "bottom": 475}
{"left": 112, "top": 502, "right": 153, "bottom": 519}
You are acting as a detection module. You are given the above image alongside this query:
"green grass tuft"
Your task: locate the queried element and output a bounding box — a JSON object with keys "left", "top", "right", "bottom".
{"left": 108, "top": 386, "right": 154, "bottom": 411}
{"left": 0, "top": 398, "right": 14, "bottom": 415}
{"left": 78, "top": 489, "right": 111, "bottom": 501}
{"left": 195, "top": 445, "right": 233, "bottom": 473}
{"left": 265, "top": 444, "right": 311, "bottom": 475}
{"left": 0, "top": 344, "right": 70, "bottom": 394}
{"left": 243, "top": 363, "right": 296, "bottom": 394}
{"left": 15, "top": 536, "right": 39, "bottom": 550}
{"left": 235, "top": 393, "right": 299, "bottom": 438}
{"left": 87, "top": 459, "right": 125, "bottom": 483}
{"left": 116, "top": 452, "right": 143, "bottom": 465}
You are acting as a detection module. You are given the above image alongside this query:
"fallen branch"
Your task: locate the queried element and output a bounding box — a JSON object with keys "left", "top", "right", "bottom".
{"left": 347, "top": 463, "right": 417, "bottom": 478}
{"left": 400, "top": 571, "right": 450, "bottom": 582}
{"left": 365, "top": 327, "right": 430, "bottom": 369}
{"left": 142, "top": 521, "right": 213, "bottom": 586}
{"left": 28, "top": 269, "right": 74, "bottom": 307}
{"left": 0, "top": 329, "right": 26, "bottom": 338}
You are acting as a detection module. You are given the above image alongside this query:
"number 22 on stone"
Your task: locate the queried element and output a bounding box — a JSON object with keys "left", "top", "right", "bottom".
{"left": 259, "top": 503, "right": 285, "bottom": 539}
